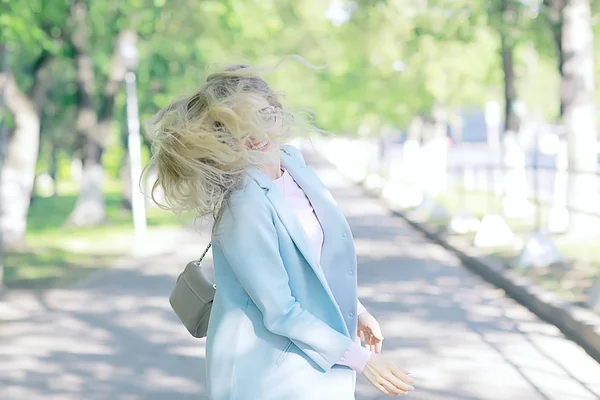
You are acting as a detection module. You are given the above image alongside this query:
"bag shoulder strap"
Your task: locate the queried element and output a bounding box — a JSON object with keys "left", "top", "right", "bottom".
{"left": 198, "top": 242, "right": 212, "bottom": 263}
{"left": 201, "top": 147, "right": 291, "bottom": 264}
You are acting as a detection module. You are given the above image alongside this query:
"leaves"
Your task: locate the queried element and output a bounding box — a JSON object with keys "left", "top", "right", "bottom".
{"left": 1, "top": 0, "right": 65, "bottom": 51}
{"left": 2, "top": 0, "right": 595, "bottom": 168}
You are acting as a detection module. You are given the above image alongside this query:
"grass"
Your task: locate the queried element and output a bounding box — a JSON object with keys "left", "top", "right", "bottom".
{"left": 415, "top": 184, "right": 600, "bottom": 307}
{"left": 4, "top": 179, "right": 194, "bottom": 289}
{"left": 433, "top": 184, "right": 552, "bottom": 233}
{"left": 521, "top": 236, "right": 600, "bottom": 304}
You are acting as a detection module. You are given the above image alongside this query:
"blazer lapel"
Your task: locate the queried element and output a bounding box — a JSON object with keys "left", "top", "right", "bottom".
{"left": 245, "top": 161, "right": 346, "bottom": 326}
{"left": 245, "top": 166, "right": 319, "bottom": 271}
{"left": 279, "top": 156, "right": 347, "bottom": 272}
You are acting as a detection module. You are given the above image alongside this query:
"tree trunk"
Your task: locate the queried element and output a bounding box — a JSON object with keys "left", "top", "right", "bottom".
{"left": 420, "top": 104, "right": 448, "bottom": 196}
{"left": 561, "top": 0, "right": 597, "bottom": 234}
{"left": 0, "top": 80, "right": 40, "bottom": 249}
{"left": 394, "top": 115, "right": 425, "bottom": 208}
{"left": 0, "top": 43, "right": 8, "bottom": 288}
{"left": 121, "top": 143, "right": 132, "bottom": 210}
{"left": 499, "top": 0, "right": 531, "bottom": 218}
{"left": 65, "top": 0, "right": 128, "bottom": 227}
{"left": 403, "top": 115, "right": 424, "bottom": 184}
{"left": 0, "top": 50, "right": 51, "bottom": 248}
{"left": 65, "top": 0, "right": 103, "bottom": 227}
{"left": 49, "top": 137, "right": 58, "bottom": 197}
{"left": 544, "top": 0, "right": 565, "bottom": 116}
{"left": 501, "top": 37, "right": 519, "bottom": 133}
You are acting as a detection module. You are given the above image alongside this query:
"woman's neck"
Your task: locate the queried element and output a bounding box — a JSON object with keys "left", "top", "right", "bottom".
{"left": 258, "top": 162, "right": 283, "bottom": 180}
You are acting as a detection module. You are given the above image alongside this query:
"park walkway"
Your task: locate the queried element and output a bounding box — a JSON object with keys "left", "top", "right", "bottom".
{"left": 1, "top": 149, "right": 599, "bottom": 400}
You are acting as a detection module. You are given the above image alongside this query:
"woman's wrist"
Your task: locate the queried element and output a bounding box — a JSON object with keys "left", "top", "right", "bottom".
{"left": 337, "top": 341, "right": 372, "bottom": 373}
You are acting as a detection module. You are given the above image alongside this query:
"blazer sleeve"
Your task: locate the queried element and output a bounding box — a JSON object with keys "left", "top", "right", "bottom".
{"left": 214, "top": 201, "right": 353, "bottom": 372}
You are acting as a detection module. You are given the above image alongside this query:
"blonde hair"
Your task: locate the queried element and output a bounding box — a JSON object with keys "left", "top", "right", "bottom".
{"left": 142, "top": 63, "right": 312, "bottom": 230}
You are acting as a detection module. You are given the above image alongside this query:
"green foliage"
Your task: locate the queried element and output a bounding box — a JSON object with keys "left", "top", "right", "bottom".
{"left": 2, "top": 0, "right": 595, "bottom": 216}
{"left": 4, "top": 0, "right": 594, "bottom": 141}
{"left": 1, "top": 0, "right": 59, "bottom": 50}
{"left": 56, "top": 154, "right": 73, "bottom": 181}
{"left": 3, "top": 0, "right": 597, "bottom": 287}
{"left": 5, "top": 0, "right": 572, "bottom": 147}
{"left": 6, "top": 179, "right": 193, "bottom": 288}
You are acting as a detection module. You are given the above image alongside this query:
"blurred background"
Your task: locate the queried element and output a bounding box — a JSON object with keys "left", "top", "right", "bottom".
{"left": 3, "top": 1, "right": 600, "bottom": 399}
{"left": 1, "top": 0, "right": 600, "bottom": 340}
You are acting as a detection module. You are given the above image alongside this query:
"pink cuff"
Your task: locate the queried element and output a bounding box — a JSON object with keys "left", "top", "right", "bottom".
{"left": 337, "top": 341, "right": 372, "bottom": 373}
{"left": 357, "top": 299, "right": 367, "bottom": 316}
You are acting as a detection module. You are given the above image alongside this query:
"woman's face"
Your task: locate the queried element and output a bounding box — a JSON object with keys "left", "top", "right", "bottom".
{"left": 242, "top": 97, "right": 282, "bottom": 156}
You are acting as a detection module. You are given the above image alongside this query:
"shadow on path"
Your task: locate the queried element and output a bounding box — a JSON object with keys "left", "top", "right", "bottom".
{"left": 0, "top": 148, "right": 598, "bottom": 400}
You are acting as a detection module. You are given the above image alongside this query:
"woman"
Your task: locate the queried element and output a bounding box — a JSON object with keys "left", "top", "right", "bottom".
{"left": 146, "top": 63, "right": 415, "bottom": 399}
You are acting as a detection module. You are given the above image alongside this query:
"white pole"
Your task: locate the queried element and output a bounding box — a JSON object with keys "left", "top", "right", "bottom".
{"left": 125, "top": 70, "right": 147, "bottom": 249}
{"left": 0, "top": 44, "right": 9, "bottom": 289}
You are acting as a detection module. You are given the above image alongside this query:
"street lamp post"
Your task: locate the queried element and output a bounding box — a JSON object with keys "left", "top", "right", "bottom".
{"left": 0, "top": 44, "right": 9, "bottom": 290}
{"left": 120, "top": 33, "right": 147, "bottom": 249}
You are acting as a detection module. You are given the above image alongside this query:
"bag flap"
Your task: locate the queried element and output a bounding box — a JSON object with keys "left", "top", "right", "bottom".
{"left": 181, "top": 261, "right": 216, "bottom": 303}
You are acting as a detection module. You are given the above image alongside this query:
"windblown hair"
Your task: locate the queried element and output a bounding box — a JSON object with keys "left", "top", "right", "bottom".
{"left": 142, "top": 63, "right": 311, "bottom": 230}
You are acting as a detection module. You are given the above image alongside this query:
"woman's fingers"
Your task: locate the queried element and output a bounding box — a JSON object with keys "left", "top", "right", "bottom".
{"left": 375, "top": 383, "right": 392, "bottom": 396}
{"left": 365, "top": 334, "right": 371, "bottom": 351}
{"left": 370, "top": 323, "right": 384, "bottom": 341}
{"left": 363, "top": 353, "right": 415, "bottom": 396}
{"left": 363, "top": 332, "right": 383, "bottom": 353}
{"left": 392, "top": 366, "right": 416, "bottom": 385}
{"left": 380, "top": 379, "right": 409, "bottom": 396}
{"left": 374, "top": 338, "right": 383, "bottom": 354}
{"left": 368, "top": 336, "right": 376, "bottom": 352}
{"left": 385, "top": 372, "right": 415, "bottom": 393}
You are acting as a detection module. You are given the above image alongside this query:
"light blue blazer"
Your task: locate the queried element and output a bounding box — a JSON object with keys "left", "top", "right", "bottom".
{"left": 205, "top": 145, "right": 359, "bottom": 400}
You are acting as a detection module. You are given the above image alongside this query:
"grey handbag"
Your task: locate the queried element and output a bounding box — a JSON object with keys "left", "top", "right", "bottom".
{"left": 169, "top": 242, "right": 215, "bottom": 338}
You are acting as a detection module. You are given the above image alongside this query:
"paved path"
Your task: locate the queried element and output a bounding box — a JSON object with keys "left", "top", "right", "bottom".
{"left": 1, "top": 149, "right": 599, "bottom": 400}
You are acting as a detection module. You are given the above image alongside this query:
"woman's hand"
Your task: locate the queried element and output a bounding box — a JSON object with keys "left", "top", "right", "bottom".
{"left": 363, "top": 353, "right": 415, "bottom": 396}
{"left": 357, "top": 311, "right": 384, "bottom": 353}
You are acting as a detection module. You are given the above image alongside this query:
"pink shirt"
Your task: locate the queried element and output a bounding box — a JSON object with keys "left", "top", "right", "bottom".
{"left": 273, "top": 168, "right": 371, "bottom": 373}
